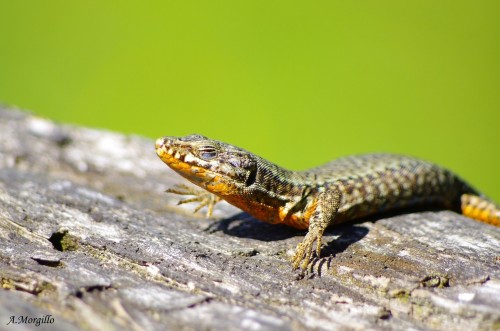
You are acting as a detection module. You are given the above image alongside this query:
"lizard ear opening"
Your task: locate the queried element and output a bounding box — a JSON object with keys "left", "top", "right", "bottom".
{"left": 245, "top": 167, "right": 257, "bottom": 187}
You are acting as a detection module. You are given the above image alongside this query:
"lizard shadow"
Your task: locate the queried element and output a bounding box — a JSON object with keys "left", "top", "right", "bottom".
{"left": 320, "top": 222, "right": 370, "bottom": 256}
{"left": 205, "top": 212, "right": 299, "bottom": 241}
{"left": 205, "top": 205, "right": 449, "bottom": 253}
{"left": 205, "top": 212, "right": 369, "bottom": 248}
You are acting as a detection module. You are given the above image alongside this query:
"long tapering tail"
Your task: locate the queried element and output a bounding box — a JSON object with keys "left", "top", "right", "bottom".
{"left": 461, "top": 194, "right": 500, "bottom": 227}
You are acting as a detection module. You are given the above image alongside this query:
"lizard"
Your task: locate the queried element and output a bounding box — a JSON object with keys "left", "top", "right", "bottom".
{"left": 155, "top": 134, "right": 500, "bottom": 269}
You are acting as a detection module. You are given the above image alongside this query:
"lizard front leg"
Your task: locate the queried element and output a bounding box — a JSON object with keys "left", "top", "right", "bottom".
{"left": 166, "top": 184, "right": 222, "bottom": 218}
{"left": 292, "top": 190, "right": 341, "bottom": 270}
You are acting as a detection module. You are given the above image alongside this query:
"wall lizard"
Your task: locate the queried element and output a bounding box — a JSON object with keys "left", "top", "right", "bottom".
{"left": 155, "top": 134, "right": 500, "bottom": 269}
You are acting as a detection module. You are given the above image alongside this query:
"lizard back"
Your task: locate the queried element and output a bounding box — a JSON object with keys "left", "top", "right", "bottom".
{"left": 301, "top": 154, "right": 478, "bottom": 223}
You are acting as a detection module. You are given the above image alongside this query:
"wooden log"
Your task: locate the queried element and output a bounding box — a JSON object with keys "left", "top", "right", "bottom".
{"left": 0, "top": 106, "right": 498, "bottom": 331}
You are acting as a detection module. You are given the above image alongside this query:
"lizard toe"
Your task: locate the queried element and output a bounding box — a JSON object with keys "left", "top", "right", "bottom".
{"left": 292, "top": 228, "right": 323, "bottom": 270}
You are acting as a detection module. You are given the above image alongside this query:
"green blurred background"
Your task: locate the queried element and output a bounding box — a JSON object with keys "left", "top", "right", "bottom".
{"left": 0, "top": 1, "right": 499, "bottom": 200}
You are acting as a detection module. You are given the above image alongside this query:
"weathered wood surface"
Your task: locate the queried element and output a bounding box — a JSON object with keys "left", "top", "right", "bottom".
{"left": 0, "top": 106, "right": 499, "bottom": 331}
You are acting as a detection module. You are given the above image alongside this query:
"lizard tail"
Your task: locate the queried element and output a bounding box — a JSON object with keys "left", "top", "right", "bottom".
{"left": 461, "top": 194, "right": 500, "bottom": 227}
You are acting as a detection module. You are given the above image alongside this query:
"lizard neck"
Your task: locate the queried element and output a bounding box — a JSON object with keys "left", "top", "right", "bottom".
{"left": 219, "top": 156, "right": 314, "bottom": 229}
{"left": 250, "top": 155, "right": 309, "bottom": 199}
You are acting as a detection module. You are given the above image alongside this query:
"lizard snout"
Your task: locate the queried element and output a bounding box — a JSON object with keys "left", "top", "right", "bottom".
{"left": 155, "top": 137, "right": 170, "bottom": 150}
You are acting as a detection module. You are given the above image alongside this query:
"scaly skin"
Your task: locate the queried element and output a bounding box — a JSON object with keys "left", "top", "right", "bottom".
{"left": 155, "top": 134, "right": 500, "bottom": 269}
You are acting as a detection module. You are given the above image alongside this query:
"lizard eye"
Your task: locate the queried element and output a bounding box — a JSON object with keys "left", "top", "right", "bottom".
{"left": 198, "top": 146, "right": 217, "bottom": 160}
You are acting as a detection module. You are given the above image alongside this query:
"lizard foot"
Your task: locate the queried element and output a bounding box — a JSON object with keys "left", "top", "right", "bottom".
{"left": 292, "top": 227, "right": 324, "bottom": 270}
{"left": 166, "top": 184, "right": 221, "bottom": 218}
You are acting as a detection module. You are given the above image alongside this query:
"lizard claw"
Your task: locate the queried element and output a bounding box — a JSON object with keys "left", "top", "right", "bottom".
{"left": 292, "top": 227, "right": 323, "bottom": 270}
{"left": 166, "top": 184, "right": 221, "bottom": 218}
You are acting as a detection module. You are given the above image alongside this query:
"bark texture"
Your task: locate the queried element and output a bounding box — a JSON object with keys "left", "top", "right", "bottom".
{"left": 0, "top": 107, "right": 499, "bottom": 331}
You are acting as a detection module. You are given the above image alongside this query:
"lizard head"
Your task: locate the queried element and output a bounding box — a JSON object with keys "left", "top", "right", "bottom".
{"left": 155, "top": 134, "right": 257, "bottom": 195}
